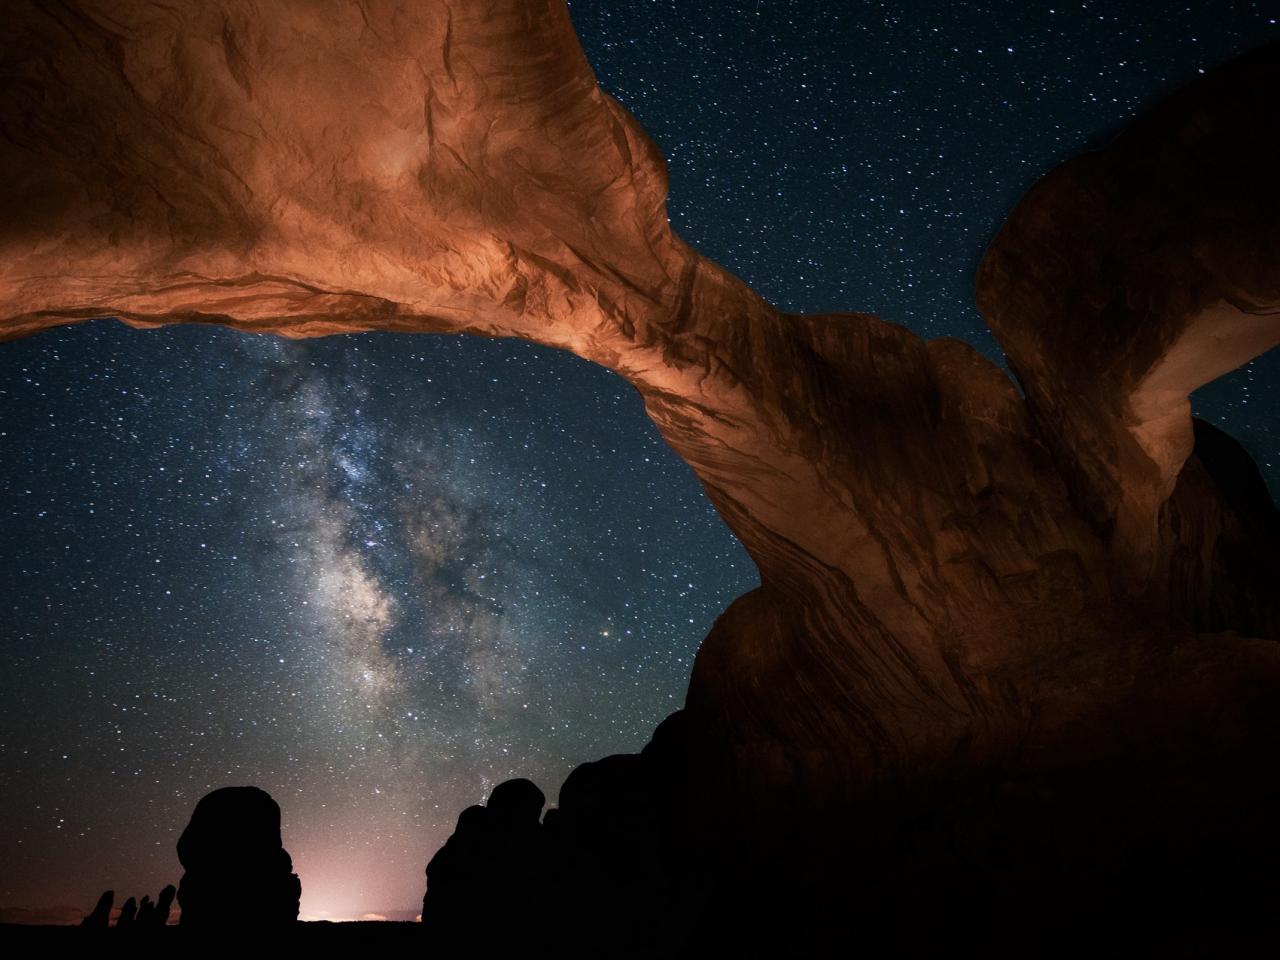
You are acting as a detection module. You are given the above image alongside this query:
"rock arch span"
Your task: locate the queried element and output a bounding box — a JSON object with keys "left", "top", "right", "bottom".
{"left": 2, "top": 1, "right": 1278, "bottom": 827}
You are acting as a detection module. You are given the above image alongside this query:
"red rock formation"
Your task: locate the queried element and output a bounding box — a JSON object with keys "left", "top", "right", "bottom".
{"left": 977, "top": 48, "right": 1280, "bottom": 602}
{"left": 2, "top": 1, "right": 1277, "bottom": 825}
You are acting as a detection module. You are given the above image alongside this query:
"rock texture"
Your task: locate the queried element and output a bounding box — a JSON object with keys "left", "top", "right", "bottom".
{"left": 176, "top": 786, "right": 300, "bottom": 928}
{"left": 2, "top": 2, "right": 1278, "bottom": 949}
{"left": 977, "top": 49, "right": 1280, "bottom": 606}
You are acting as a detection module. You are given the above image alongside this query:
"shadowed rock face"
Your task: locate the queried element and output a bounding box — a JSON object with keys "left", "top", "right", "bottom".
{"left": 176, "top": 786, "right": 300, "bottom": 928}
{"left": 977, "top": 49, "right": 1280, "bottom": 611}
{"left": 2, "top": 3, "right": 1279, "bottom": 946}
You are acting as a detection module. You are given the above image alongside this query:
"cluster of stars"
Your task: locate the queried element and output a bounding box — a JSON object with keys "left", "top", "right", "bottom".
{"left": 0, "top": 327, "right": 754, "bottom": 918}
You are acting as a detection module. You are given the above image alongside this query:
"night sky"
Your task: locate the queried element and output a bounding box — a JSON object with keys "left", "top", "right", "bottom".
{"left": 2, "top": 0, "right": 1277, "bottom": 923}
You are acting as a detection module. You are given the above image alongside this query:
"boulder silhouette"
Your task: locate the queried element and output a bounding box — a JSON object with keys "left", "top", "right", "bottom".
{"left": 422, "top": 779, "right": 548, "bottom": 949}
{"left": 176, "top": 786, "right": 300, "bottom": 928}
{"left": 82, "top": 885, "right": 176, "bottom": 930}
{"left": 487, "top": 778, "right": 545, "bottom": 825}
{"left": 421, "top": 803, "right": 488, "bottom": 942}
{"left": 81, "top": 889, "right": 113, "bottom": 928}
{"left": 546, "top": 715, "right": 697, "bottom": 953}
{"left": 152, "top": 884, "right": 176, "bottom": 927}
{"left": 424, "top": 720, "right": 695, "bottom": 956}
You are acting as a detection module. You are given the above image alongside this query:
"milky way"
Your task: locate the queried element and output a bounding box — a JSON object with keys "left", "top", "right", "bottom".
{"left": 2, "top": 0, "right": 1277, "bottom": 922}
{"left": 0, "top": 327, "right": 753, "bottom": 919}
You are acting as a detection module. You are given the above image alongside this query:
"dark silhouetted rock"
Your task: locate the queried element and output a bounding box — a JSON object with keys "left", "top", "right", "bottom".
{"left": 81, "top": 884, "right": 177, "bottom": 931}
{"left": 176, "top": 786, "right": 300, "bottom": 929}
{"left": 421, "top": 803, "right": 487, "bottom": 943}
{"left": 486, "top": 777, "right": 545, "bottom": 825}
{"left": 152, "top": 884, "right": 176, "bottom": 927}
{"left": 80, "top": 890, "right": 112, "bottom": 928}
{"left": 425, "top": 716, "right": 697, "bottom": 956}
{"left": 546, "top": 715, "right": 698, "bottom": 954}
{"left": 422, "top": 780, "right": 548, "bottom": 950}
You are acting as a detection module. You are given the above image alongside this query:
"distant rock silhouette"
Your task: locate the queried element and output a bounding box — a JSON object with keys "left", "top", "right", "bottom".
{"left": 423, "top": 715, "right": 696, "bottom": 955}
{"left": 80, "top": 890, "right": 113, "bottom": 928}
{"left": 176, "top": 786, "right": 300, "bottom": 929}
{"left": 421, "top": 803, "right": 486, "bottom": 941}
{"left": 78, "top": 788, "right": 296, "bottom": 934}
{"left": 82, "top": 884, "right": 177, "bottom": 930}
{"left": 422, "top": 778, "right": 548, "bottom": 948}
{"left": 151, "top": 884, "right": 176, "bottom": 927}
{"left": 548, "top": 711, "right": 698, "bottom": 953}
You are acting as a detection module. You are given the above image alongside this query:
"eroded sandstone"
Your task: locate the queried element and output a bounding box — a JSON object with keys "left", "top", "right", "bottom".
{"left": 2, "top": 6, "right": 1279, "bottom": 946}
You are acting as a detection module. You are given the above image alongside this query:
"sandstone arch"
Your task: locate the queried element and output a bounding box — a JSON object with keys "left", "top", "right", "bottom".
{"left": 2, "top": 0, "right": 1277, "bottom": 811}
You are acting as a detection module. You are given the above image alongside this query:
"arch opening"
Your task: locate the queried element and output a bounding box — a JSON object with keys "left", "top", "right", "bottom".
{"left": 0, "top": 319, "right": 758, "bottom": 920}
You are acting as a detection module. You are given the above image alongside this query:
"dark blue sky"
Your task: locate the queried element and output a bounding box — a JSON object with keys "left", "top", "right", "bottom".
{"left": 572, "top": 0, "right": 1279, "bottom": 491}
{"left": 1, "top": 0, "right": 1276, "bottom": 921}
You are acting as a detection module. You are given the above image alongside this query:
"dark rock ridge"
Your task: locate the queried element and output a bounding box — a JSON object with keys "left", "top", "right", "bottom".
{"left": 2, "top": 2, "right": 1278, "bottom": 951}
{"left": 423, "top": 714, "right": 696, "bottom": 955}
{"left": 431, "top": 701, "right": 1280, "bottom": 955}
{"left": 176, "top": 787, "right": 300, "bottom": 929}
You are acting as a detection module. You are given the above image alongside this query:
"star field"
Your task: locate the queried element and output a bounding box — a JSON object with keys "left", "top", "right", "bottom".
{"left": 1, "top": 0, "right": 1277, "bottom": 921}
{"left": 573, "top": 0, "right": 1279, "bottom": 490}
{"left": 0, "top": 327, "right": 752, "bottom": 919}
